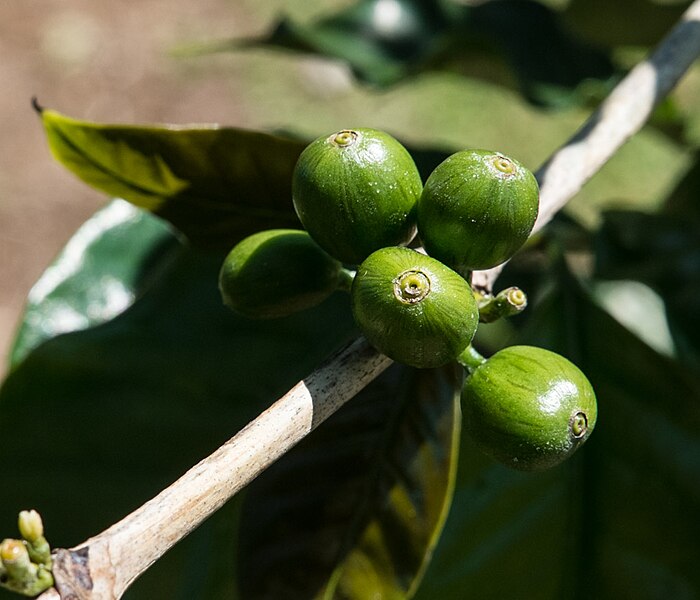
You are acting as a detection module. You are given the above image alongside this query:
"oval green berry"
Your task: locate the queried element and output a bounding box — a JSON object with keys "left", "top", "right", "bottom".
{"left": 461, "top": 345, "right": 597, "bottom": 471}
{"left": 219, "top": 229, "right": 342, "bottom": 319}
{"left": 351, "top": 247, "right": 479, "bottom": 368}
{"left": 417, "top": 149, "right": 539, "bottom": 272}
{"left": 292, "top": 128, "right": 423, "bottom": 265}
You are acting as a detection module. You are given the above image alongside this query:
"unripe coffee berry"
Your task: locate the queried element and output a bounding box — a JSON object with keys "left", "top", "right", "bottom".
{"left": 351, "top": 247, "right": 479, "bottom": 368}
{"left": 417, "top": 149, "right": 539, "bottom": 272}
{"left": 461, "top": 345, "right": 597, "bottom": 471}
{"left": 292, "top": 128, "right": 423, "bottom": 265}
{"left": 219, "top": 229, "right": 342, "bottom": 319}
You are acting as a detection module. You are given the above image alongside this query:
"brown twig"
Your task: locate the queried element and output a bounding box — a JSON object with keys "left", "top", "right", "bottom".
{"left": 36, "top": 2, "right": 700, "bottom": 597}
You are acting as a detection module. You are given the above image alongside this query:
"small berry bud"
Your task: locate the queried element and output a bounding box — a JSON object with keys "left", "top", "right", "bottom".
{"left": 0, "top": 536, "right": 54, "bottom": 595}
{"left": 18, "top": 510, "right": 44, "bottom": 543}
{"left": 478, "top": 286, "right": 528, "bottom": 323}
{"left": 0, "top": 539, "right": 28, "bottom": 565}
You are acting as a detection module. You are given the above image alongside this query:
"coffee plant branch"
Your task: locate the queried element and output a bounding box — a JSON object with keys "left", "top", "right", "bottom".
{"left": 36, "top": 2, "right": 700, "bottom": 598}
{"left": 471, "top": 0, "right": 700, "bottom": 291}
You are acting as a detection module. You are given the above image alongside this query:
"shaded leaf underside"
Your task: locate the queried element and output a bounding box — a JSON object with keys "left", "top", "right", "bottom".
{"left": 238, "top": 364, "right": 461, "bottom": 600}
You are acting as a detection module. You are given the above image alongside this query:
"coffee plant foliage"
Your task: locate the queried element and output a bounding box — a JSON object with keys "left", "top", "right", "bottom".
{"left": 2, "top": 1, "right": 700, "bottom": 598}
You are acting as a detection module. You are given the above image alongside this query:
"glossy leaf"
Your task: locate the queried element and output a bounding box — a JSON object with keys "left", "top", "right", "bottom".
{"left": 415, "top": 263, "right": 700, "bottom": 598}
{"left": 0, "top": 208, "right": 358, "bottom": 599}
{"left": 39, "top": 108, "right": 304, "bottom": 249}
{"left": 1, "top": 197, "right": 463, "bottom": 600}
{"left": 238, "top": 364, "right": 461, "bottom": 599}
{"left": 9, "top": 199, "right": 179, "bottom": 367}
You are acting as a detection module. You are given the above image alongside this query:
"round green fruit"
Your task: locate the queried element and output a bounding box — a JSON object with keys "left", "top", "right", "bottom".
{"left": 292, "top": 128, "right": 423, "bottom": 265}
{"left": 219, "top": 229, "right": 343, "bottom": 319}
{"left": 461, "top": 345, "right": 597, "bottom": 471}
{"left": 351, "top": 247, "right": 479, "bottom": 368}
{"left": 417, "top": 149, "right": 539, "bottom": 272}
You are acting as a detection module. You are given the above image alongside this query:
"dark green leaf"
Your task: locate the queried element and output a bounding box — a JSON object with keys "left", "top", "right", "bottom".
{"left": 414, "top": 446, "right": 577, "bottom": 599}
{"left": 229, "top": 0, "right": 614, "bottom": 106}
{"left": 416, "top": 263, "right": 700, "bottom": 598}
{"left": 524, "top": 266, "right": 700, "bottom": 597}
{"left": 595, "top": 210, "right": 700, "bottom": 284}
{"left": 1, "top": 177, "right": 463, "bottom": 600}
{"left": 564, "top": 0, "right": 691, "bottom": 47}
{"left": 664, "top": 152, "right": 700, "bottom": 221}
{"left": 9, "top": 200, "right": 179, "bottom": 367}
{"left": 238, "top": 364, "right": 461, "bottom": 599}
{"left": 0, "top": 208, "right": 357, "bottom": 599}
{"left": 461, "top": 0, "right": 615, "bottom": 108}
{"left": 40, "top": 108, "right": 304, "bottom": 249}
{"left": 595, "top": 209, "right": 700, "bottom": 372}
{"left": 240, "top": 0, "right": 451, "bottom": 86}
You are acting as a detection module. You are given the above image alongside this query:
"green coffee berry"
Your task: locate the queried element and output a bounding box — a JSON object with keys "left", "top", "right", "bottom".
{"left": 292, "top": 128, "right": 423, "bottom": 265}
{"left": 461, "top": 345, "right": 597, "bottom": 471}
{"left": 351, "top": 247, "right": 479, "bottom": 368}
{"left": 417, "top": 149, "right": 539, "bottom": 272}
{"left": 219, "top": 229, "right": 343, "bottom": 319}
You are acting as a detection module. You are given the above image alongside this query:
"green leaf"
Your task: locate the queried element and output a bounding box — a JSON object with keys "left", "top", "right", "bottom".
{"left": 592, "top": 279, "right": 675, "bottom": 357}
{"left": 564, "top": 0, "right": 690, "bottom": 47}
{"left": 239, "top": 0, "right": 451, "bottom": 87}
{"left": 0, "top": 193, "right": 463, "bottom": 600}
{"left": 0, "top": 207, "right": 357, "bottom": 599}
{"left": 238, "top": 364, "right": 461, "bottom": 599}
{"left": 415, "top": 263, "right": 700, "bottom": 598}
{"left": 9, "top": 199, "right": 179, "bottom": 367}
{"left": 595, "top": 209, "right": 700, "bottom": 372}
{"left": 664, "top": 152, "right": 700, "bottom": 221}
{"left": 523, "top": 266, "right": 700, "bottom": 597}
{"left": 461, "top": 0, "right": 615, "bottom": 108}
{"left": 229, "top": 0, "right": 614, "bottom": 106}
{"left": 39, "top": 108, "right": 304, "bottom": 249}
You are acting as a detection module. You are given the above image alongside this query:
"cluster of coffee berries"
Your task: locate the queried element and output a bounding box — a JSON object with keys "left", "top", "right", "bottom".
{"left": 218, "top": 128, "right": 596, "bottom": 470}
